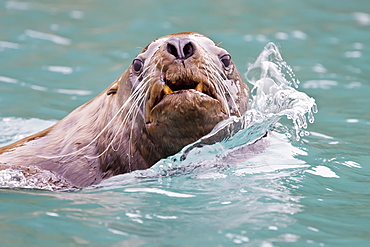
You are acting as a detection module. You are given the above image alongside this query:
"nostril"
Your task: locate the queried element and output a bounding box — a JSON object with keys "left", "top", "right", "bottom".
{"left": 166, "top": 38, "right": 195, "bottom": 60}
{"left": 167, "top": 43, "right": 179, "bottom": 58}
{"left": 183, "top": 42, "right": 194, "bottom": 59}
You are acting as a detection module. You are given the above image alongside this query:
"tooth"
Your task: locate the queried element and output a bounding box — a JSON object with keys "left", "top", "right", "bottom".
{"left": 163, "top": 85, "right": 173, "bottom": 95}
{"left": 195, "top": 82, "right": 204, "bottom": 92}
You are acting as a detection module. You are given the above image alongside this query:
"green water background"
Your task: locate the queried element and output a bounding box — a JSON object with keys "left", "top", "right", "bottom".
{"left": 0, "top": 0, "right": 369, "bottom": 246}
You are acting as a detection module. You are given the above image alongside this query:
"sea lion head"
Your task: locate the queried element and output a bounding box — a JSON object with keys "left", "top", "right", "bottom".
{"left": 0, "top": 32, "right": 250, "bottom": 188}
{"left": 116, "top": 32, "right": 249, "bottom": 159}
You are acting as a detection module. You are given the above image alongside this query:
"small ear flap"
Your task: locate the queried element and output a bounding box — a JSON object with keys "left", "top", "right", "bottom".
{"left": 107, "top": 83, "right": 118, "bottom": 95}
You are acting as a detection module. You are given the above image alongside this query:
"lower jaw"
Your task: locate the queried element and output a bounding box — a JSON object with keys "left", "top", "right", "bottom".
{"left": 146, "top": 107, "right": 227, "bottom": 148}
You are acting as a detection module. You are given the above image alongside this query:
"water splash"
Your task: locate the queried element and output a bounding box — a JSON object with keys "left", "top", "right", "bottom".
{"left": 194, "top": 42, "right": 317, "bottom": 148}
{"left": 0, "top": 167, "right": 74, "bottom": 191}
{"left": 245, "top": 42, "right": 317, "bottom": 141}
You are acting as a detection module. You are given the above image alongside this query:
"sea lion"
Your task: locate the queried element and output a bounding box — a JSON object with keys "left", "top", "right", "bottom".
{"left": 0, "top": 32, "right": 249, "bottom": 188}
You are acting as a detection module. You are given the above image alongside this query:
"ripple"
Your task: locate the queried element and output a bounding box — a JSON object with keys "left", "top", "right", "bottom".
{"left": 306, "top": 166, "right": 339, "bottom": 178}
{"left": 0, "top": 41, "right": 20, "bottom": 51}
{"left": 5, "top": 1, "right": 31, "bottom": 10}
{"left": 69, "top": 10, "right": 84, "bottom": 19}
{"left": 243, "top": 34, "right": 268, "bottom": 43}
{"left": 275, "top": 32, "right": 289, "bottom": 40}
{"left": 124, "top": 188, "right": 196, "bottom": 198}
{"left": 346, "top": 118, "right": 359, "bottom": 123}
{"left": 353, "top": 12, "right": 370, "bottom": 26}
{"left": 342, "top": 161, "right": 361, "bottom": 168}
{"left": 345, "top": 50, "right": 362, "bottom": 58}
{"left": 302, "top": 80, "right": 338, "bottom": 89}
{"left": 312, "top": 63, "right": 328, "bottom": 73}
{"left": 24, "top": 29, "right": 71, "bottom": 45}
{"left": 44, "top": 66, "right": 73, "bottom": 74}
{"left": 0, "top": 117, "right": 56, "bottom": 146}
{"left": 291, "top": 30, "right": 308, "bottom": 40}
{"left": 55, "top": 88, "right": 91, "bottom": 96}
{"left": 0, "top": 75, "right": 18, "bottom": 84}
{"left": 0, "top": 75, "right": 49, "bottom": 92}
{"left": 310, "top": 131, "right": 334, "bottom": 139}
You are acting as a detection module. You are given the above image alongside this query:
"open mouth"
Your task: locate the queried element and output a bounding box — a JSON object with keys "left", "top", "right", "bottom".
{"left": 144, "top": 70, "right": 229, "bottom": 125}
{"left": 151, "top": 73, "right": 218, "bottom": 108}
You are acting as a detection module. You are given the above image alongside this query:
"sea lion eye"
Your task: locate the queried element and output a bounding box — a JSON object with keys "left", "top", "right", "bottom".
{"left": 132, "top": 59, "right": 144, "bottom": 73}
{"left": 220, "top": 54, "right": 231, "bottom": 68}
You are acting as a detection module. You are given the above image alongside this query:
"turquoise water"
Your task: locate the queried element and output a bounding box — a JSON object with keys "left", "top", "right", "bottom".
{"left": 0, "top": 0, "right": 369, "bottom": 246}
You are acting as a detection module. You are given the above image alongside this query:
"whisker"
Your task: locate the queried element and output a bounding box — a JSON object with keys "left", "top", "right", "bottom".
{"left": 204, "top": 62, "right": 230, "bottom": 116}
{"left": 40, "top": 65, "right": 154, "bottom": 162}
{"left": 85, "top": 72, "right": 151, "bottom": 160}
{"left": 204, "top": 56, "right": 241, "bottom": 116}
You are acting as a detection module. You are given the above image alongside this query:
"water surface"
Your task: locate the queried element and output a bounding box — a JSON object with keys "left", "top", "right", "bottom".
{"left": 1, "top": 0, "right": 369, "bottom": 246}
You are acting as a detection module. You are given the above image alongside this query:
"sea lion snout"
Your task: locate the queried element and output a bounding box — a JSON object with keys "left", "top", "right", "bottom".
{"left": 165, "top": 37, "right": 195, "bottom": 60}
{"left": 141, "top": 33, "right": 250, "bottom": 161}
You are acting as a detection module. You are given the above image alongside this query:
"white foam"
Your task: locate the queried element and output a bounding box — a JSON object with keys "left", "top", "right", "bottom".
{"left": 306, "top": 166, "right": 339, "bottom": 178}
{"left": 124, "top": 188, "right": 196, "bottom": 198}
